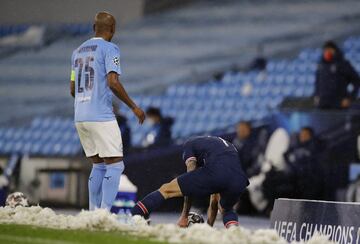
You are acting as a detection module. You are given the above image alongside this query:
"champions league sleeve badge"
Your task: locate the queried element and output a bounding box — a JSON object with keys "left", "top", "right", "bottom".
{"left": 113, "top": 57, "right": 120, "bottom": 66}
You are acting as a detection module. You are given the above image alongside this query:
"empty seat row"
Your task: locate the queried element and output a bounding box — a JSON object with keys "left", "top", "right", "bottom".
{"left": 0, "top": 117, "right": 81, "bottom": 156}
{"left": 1, "top": 36, "right": 360, "bottom": 151}
{"left": 0, "top": 24, "right": 28, "bottom": 37}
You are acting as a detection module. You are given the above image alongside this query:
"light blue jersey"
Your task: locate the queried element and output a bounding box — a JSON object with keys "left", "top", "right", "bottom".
{"left": 71, "top": 37, "right": 121, "bottom": 122}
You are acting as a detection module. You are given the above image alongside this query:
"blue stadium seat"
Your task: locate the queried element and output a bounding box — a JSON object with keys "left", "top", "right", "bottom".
{"left": 221, "top": 72, "right": 237, "bottom": 84}
{"left": 3, "top": 142, "right": 14, "bottom": 154}
{"left": 60, "top": 144, "right": 72, "bottom": 156}
{"left": 2, "top": 36, "right": 360, "bottom": 148}
{"left": 30, "top": 142, "right": 42, "bottom": 155}
{"left": 305, "top": 86, "right": 314, "bottom": 96}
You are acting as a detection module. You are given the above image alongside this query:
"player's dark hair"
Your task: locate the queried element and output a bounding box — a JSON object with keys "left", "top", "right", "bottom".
{"left": 300, "top": 126, "right": 314, "bottom": 136}
{"left": 146, "top": 107, "right": 162, "bottom": 118}
{"left": 237, "top": 121, "right": 252, "bottom": 129}
{"left": 322, "top": 40, "right": 343, "bottom": 57}
{"left": 323, "top": 40, "right": 339, "bottom": 50}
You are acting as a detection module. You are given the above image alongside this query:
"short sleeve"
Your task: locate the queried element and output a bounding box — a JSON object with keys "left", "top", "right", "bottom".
{"left": 105, "top": 45, "right": 122, "bottom": 75}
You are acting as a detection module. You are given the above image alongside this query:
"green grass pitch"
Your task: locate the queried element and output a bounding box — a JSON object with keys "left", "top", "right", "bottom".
{"left": 0, "top": 224, "right": 165, "bottom": 244}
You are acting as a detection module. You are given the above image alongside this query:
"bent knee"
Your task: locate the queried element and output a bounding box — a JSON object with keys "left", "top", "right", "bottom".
{"left": 159, "top": 183, "right": 171, "bottom": 199}
{"left": 159, "top": 183, "right": 168, "bottom": 192}
{"left": 159, "top": 181, "right": 182, "bottom": 199}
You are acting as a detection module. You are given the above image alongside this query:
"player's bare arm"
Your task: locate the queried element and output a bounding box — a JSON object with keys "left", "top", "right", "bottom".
{"left": 177, "top": 158, "right": 197, "bottom": 227}
{"left": 107, "top": 72, "right": 145, "bottom": 124}
{"left": 207, "top": 193, "right": 220, "bottom": 226}
{"left": 70, "top": 80, "right": 75, "bottom": 98}
{"left": 185, "top": 158, "right": 197, "bottom": 172}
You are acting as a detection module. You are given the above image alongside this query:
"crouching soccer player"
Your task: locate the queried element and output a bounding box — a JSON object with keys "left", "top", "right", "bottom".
{"left": 131, "top": 136, "right": 249, "bottom": 228}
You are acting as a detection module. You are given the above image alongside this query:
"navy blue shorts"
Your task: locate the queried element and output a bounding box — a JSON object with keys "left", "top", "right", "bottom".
{"left": 177, "top": 158, "right": 249, "bottom": 210}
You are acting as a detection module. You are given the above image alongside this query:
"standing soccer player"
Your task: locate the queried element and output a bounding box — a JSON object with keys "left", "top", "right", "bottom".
{"left": 70, "top": 12, "right": 145, "bottom": 211}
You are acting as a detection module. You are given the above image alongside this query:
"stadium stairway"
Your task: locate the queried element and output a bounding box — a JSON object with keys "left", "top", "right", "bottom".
{"left": 0, "top": 36, "right": 360, "bottom": 156}
{"left": 1, "top": 0, "right": 360, "bottom": 124}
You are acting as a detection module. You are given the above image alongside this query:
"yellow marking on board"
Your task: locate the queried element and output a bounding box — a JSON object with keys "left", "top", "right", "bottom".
{"left": 70, "top": 70, "right": 75, "bottom": 81}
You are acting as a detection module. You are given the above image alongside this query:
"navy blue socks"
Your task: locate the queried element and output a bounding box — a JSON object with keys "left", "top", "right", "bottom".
{"left": 223, "top": 210, "right": 239, "bottom": 228}
{"left": 131, "top": 190, "right": 165, "bottom": 217}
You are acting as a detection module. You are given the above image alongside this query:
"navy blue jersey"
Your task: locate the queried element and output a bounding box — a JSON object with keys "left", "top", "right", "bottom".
{"left": 182, "top": 136, "right": 239, "bottom": 167}
{"left": 178, "top": 136, "right": 249, "bottom": 199}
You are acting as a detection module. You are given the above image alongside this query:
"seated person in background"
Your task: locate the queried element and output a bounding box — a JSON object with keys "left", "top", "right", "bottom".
{"left": 0, "top": 166, "right": 9, "bottom": 206}
{"left": 263, "top": 127, "right": 324, "bottom": 205}
{"left": 113, "top": 102, "right": 131, "bottom": 154}
{"left": 248, "top": 44, "right": 267, "bottom": 71}
{"left": 232, "top": 121, "right": 262, "bottom": 176}
{"left": 284, "top": 127, "right": 324, "bottom": 199}
{"left": 142, "top": 107, "right": 173, "bottom": 148}
{"left": 314, "top": 40, "right": 360, "bottom": 109}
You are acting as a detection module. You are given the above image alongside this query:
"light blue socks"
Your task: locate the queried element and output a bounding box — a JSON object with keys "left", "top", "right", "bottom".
{"left": 101, "top": 161, "right": 125, "bottom": 210}
{"left": 88, "top": 163, "right": 106, "bottom": 210}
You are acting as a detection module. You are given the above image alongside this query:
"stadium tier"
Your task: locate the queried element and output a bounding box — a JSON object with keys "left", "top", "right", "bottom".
{"left": 0, "top": 24, "right": 29, "bottom": 37}
{"left": 0, "top": 23, "right": 92, "bottom": 38}
{"left": 0, "top": 36, "right": 359, "bottom": 156}
{"left": 60, "top": 23, "right": 93, "bottom": 36}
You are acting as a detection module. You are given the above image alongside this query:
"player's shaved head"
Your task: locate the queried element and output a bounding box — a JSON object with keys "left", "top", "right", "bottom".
{"left": 94, "top": 12, "right": 116, "bottom": 41}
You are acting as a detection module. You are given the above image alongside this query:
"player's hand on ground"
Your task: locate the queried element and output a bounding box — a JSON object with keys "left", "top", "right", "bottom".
{"left": 177, "top": 216, "right": 188, "bottom": 228}
{"left": 132, "top": 107, "right": 145, "bottom": 124}
{"left": 341, "top": 98, "right": 351, "bottom": 108}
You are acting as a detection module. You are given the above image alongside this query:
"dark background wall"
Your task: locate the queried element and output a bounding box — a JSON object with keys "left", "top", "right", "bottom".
{"left": 124, "top": 145, "right": 185, "bottom": 211}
